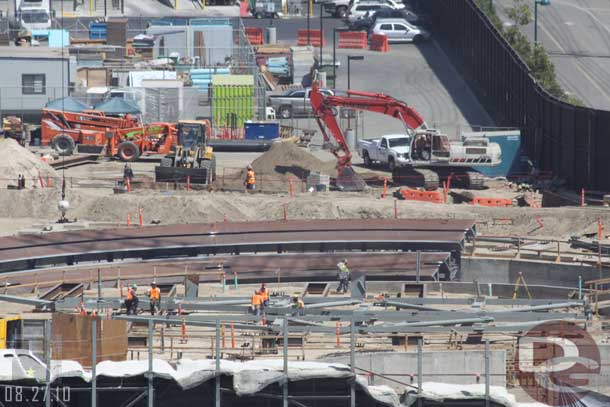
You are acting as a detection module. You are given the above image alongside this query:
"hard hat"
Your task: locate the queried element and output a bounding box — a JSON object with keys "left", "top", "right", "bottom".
{"left": 247, "top": 164, "right": 253, "bottom": 170}
{"left": 151, "top": 281, "right": 157, "bottom": 286}
{"left": 343, "top": 258, "right": 348, "bottom": 264}
{"left": 131, "top": 284, "right": 137, "bottom": 289}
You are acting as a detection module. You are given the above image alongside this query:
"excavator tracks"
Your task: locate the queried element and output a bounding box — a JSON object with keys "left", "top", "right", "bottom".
{"left": 393, "top": 167, "right": 486, "bottom": 190}
{"left": 392, "top": 167, "right": 440, "bottom": 191}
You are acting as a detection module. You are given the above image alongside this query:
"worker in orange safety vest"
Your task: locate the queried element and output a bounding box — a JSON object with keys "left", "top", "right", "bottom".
{"left": 251, "top": 290, "right": 262, "bottom": 316}
{"left": 245, "top": 165, "right": 256, "bottom": 191}
{"left": 148, "top": 281, "right": 161, "bottom": 315}
{"left": 259, "top": 283, "right": 269, "bottom": 307}
{"left": 125, "top": 284, "right": 139, "bottom": 315}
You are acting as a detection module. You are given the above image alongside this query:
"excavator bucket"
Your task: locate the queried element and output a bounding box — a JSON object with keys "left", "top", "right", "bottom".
{"left": 335, "top": 166, "right": 368, "bottom": 191}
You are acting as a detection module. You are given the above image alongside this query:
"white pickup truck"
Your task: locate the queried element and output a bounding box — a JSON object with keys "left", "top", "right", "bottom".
{"left": 358, "top": 134, "right": 412, "bottom": 171}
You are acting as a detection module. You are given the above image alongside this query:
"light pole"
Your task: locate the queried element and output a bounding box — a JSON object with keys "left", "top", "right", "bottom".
{"left": 534, "top": 0, "right": 550, "bottom": 43}
{"left": 333, "top": 28, "right": 348, "bottom": 89}
{"left": 347, "top": 55, "right": 364, "bottom": 129}
{"left": 347, "top": 55, "right": 364, "bottom": 92}
{"left": 319, "top": 3, "right": 323, "bottom": 66}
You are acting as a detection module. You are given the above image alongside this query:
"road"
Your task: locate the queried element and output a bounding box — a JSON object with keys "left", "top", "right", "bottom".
{"left": 494, "top": 0, "right": 610, "bottom": 110}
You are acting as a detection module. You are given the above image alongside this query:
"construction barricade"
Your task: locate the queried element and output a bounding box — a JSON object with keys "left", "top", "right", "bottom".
{"left": 470, "top": 197, "right": 514, "bottom": 207}
{"left": 338, "top": 31, "right": 367, "bottom": 49}
{"left": 244, "top": 27, "right": 264, "bottom": 45}
{"left": 369, "top": 34, "right": 389, "bottom": 52}
{"left": 297, "top": 29, "right": 325, "bottom": 47}
{"left": 395, "top": 188, "right": 442, "bottom": 204}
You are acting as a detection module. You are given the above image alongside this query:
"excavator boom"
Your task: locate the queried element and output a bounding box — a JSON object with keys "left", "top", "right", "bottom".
{"left": 310, "top": 82, "right": 427, "bottom": 173}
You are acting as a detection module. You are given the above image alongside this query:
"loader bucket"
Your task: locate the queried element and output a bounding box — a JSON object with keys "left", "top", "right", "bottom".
{"left": 335, "top": 166, "right": 368, "bottom": 191}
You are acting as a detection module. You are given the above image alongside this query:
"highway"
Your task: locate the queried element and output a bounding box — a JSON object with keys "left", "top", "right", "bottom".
{"left": 494, "top": 0, "right": 610, "bottom": 110}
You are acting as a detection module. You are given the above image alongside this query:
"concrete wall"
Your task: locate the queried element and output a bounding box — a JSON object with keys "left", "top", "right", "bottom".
{"left": 0, "top": 57, "right": 71, "bottom": 113}
{"left": 323, "top": 350, "right": 506, "bottom": 390}
{"left": 461, "top": 258, "right": 598, "bottom": 287}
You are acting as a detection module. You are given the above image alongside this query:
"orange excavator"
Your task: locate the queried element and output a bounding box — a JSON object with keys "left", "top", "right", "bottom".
{"left": 41, "top": 109, "right": 176, "bottom": 161}
{"left": 310, "top": 81, "right": 501, "bottom": 190}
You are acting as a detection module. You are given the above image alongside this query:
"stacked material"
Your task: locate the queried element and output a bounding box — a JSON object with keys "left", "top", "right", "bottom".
{"left": 211, "top": 75, "right": 255, "bottom": 127}
{"left": 290, "top": 46, "right": 315, "bottom": 86}
{"left": 0, "top": 138, "right": 58, "bottom": 188}
{"left": 267, "top": 57, "right": 290, "bottom": 77}
{"left": 306, "top": 171, "right": 330, "bottom": 191}
{"left": 190, "top": 67, "right": 230, "bottom": 92}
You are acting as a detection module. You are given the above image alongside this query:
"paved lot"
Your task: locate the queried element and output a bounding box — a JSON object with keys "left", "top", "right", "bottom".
{"left": 494, "top": 0, "right": 610, "bottom": 110}
{"left": 246, "top": 18, "right": 495, "bottom": 139}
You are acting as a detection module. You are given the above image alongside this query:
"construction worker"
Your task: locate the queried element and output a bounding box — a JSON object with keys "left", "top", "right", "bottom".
{"left": 245, "top": 164, "right": 256, "bottom": 191}
{"left": 336, "top": 258, "right": 351, "bottom": 293}
{"left": 148, "top": 281, "right": 161, "bottom": 315}
{"left": 251, "top": 290, "right": 262, "bottom": 316}
{"left": 291, "top": 295, "right": 305, "bottom": 316}
{"left": 125, "top": 284, "right": 139, "bottom": 315}
{"left": 260, "top": 283, "right": 270, "bottom": 307}
{"left": 123, "top": 164, "right": 134, "bottom": 184}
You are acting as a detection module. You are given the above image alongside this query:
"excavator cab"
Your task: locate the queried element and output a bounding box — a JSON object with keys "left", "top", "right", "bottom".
{"left": 411, "top": 131, "right": 450, "bottom": 162}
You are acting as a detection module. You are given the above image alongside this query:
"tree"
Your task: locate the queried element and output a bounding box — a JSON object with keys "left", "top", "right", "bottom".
{"left": 505, "top": 0, "right": 531, "bottom": 27}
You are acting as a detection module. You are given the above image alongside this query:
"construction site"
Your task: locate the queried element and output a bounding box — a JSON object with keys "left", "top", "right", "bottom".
{"left": 0, "top": 2, "right": 610, "bottom": 407}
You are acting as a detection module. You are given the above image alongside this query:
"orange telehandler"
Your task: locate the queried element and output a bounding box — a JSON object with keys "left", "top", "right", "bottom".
{"left": 41, "top": 108, "right": 177, "bottom": 161}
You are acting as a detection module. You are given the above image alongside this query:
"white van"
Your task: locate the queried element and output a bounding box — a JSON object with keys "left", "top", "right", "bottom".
{"left": 17, "top": 0, "right": 52, "bottom": 31}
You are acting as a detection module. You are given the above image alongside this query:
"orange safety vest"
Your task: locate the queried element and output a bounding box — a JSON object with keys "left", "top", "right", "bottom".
{"left": 251, "top": 293, "right": 262, "bottom": 306}
{"left": 246, "top": 169, "right": 255, "bottom": 185}
{"left": 149, "top": 287, "right": 160, "bottom": 300}
{"left": 260, "top": 288, "right": 269, "bottom": 301}
{"left": 127, "top": 288, "right": 134, "bottom": 300}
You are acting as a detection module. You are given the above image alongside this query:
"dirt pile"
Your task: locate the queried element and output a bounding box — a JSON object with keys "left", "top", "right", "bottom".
{"left": 221, "top": 142, "right": 337, "bottom": 192}
{"left": 252, "top": 142, "right": 336, "bottom": 178}
{"left": 0, "top": 139, "right": 58, "bottom": 188}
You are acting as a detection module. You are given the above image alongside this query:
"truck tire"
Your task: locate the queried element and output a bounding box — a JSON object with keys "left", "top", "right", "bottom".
{"left": 363, "top": 151, "right": 372, "bottom": 167}
{"left": 51, "top": 134, "right": 76, "bottom": 156}
{"left": 388, "top": 157, "right": 396, "bottom": 172}
{"left": 117, "top": 141, "right": 140, "bottom": 162}
{"left": 278, "top": 105, "right": 292, "bottom": 119}
{"left": 336, "top": 6, "right": 347, "bottom": 18}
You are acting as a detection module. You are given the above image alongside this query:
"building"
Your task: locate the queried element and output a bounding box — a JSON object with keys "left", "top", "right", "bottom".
{"left": 0, "top": 47, "right": 75, "bottom": 121}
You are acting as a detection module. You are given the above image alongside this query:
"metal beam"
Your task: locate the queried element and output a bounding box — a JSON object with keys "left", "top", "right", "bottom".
{"left": 0, "top": 294, "right": 54, "bottom": 310}
{"left": 114, "top": 315, "right": 271, "bottom": 332}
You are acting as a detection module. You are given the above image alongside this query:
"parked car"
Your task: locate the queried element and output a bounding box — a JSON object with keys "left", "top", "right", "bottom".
{"left": 348, "top": 7, "right": 423, "bottom": 31}
{"left": 348, "top": 2, "right": 403, "bottom": 23}
{"left": 268, "top": 88, "right": 335, "bottom": 119}
{"left": 370, "top": 18, "right": 431, "bottom": 43}
{"left": 324, "top": 0, "right": 403, "bottom": 18}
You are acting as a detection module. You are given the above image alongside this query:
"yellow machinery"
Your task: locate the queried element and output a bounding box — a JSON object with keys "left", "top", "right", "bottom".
{"left": 0, "top": 316, "right": 21, "bottom": 349}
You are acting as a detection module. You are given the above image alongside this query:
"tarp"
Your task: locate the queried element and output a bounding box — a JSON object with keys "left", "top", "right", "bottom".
{"left": 0, "top": 357, "right": 401, "bottom": 406}
{"left": 45, "top": 96, "right": 90, "bottom": 112}
{"left": 94, "top": 97, "right": 141, "bottom": 114}
{"left": 404, "top": 382, "right": 518, "bottom": 407}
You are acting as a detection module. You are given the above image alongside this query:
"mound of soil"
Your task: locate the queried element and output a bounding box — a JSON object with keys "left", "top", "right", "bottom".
{"left": 220, "top": 142, "right": 337, "bottom": 192}
{"left": 0, "top": 139, "right": 58, "bottom": 188}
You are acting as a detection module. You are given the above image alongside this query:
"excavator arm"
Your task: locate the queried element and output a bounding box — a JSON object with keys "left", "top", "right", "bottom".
{"left": 310, "top": 82, "right": 427, "bottom": 173}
